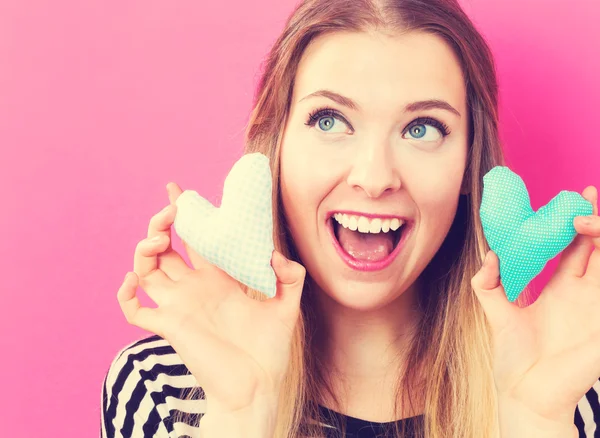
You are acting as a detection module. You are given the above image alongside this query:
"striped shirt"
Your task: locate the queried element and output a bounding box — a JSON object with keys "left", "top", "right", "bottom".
{"left": 101, "top": 334, "right": 600, "bottom": 437}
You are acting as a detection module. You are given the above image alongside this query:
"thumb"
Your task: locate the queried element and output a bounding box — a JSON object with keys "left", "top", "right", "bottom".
{"left": 270, "top": 249, "right": 306, "bottom": 316}
{"left": 471, "top": 250, "right": 517, "bottom": 336}
{"left": 166, "top": 181, "right": 183, "bottom": 205}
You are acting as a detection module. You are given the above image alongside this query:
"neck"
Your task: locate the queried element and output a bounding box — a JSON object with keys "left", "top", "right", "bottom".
{"left": 308, "top": 276, "right": 425, "bottom": 418}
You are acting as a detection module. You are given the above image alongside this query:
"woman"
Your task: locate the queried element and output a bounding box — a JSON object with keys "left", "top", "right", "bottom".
{"left": 101, "top": 0, "right": 600, "bottom": 437}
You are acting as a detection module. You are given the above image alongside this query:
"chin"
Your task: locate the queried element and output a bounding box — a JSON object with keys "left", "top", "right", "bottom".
{"left": 314, "top": 277, "right": 408, "bottom": 311}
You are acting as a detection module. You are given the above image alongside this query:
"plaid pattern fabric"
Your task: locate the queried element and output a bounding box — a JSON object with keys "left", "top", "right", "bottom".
{"left": 480, "top": 166, "right": 593, "bottom": 302}
{"left": 173, "top": 153, "right": 277, "bottom": 298}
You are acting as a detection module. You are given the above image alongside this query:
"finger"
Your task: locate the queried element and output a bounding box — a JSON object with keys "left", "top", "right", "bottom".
{"left": 147, "top": 202, "right": 191, "bottom": 281}
{"left": 268, "top": 250, "right": 306, "bottom": 320}
{"left": 117, "top": 272, "right": 161, "bottom": 335}
{"left": 582, "top": 227, "right": 600, "bottom": 286}
{"left": 166, "top": 182, "right": 213, "bottom": 272}
{"left": 471, "top": 250, "right": 519, "bottom": 336}
{"left": 166, "top": 182, "right": 183, "bottom": 205}
{"left": 133, "top": 235, "right": 182, "bottom": 287}
{"left": 165, "top": 182, "right": 187, "bottom": 256}
{"left": 148, "top": 203, "right": 175, "bottom": 247}
{"left": 133, "top": 234, "right": 171, "bottom": 279}
{"left": 132, "top": 237, "right": 177, "bottom": 305}
{"left": 157, "top": 251, "right": 193, "bottom": 282}
{"left": 578, "top": 189, "right": 600, "bottom": 285}
{"left": 556, "top": 186, "right": 597, "bottom": 279}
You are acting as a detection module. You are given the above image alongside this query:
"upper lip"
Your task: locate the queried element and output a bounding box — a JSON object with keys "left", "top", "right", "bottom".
{"left": 327, "top": 210, "right": 412, "bottom": 222}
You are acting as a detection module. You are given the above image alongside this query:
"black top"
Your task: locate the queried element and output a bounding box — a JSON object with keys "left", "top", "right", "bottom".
{"left": 315, "top": 403, "right": 423, "bottom": 437}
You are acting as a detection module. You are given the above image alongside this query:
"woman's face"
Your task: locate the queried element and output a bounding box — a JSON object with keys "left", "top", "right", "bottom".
{"left": 279, "top": 30, "right": 469, "bottom": 311}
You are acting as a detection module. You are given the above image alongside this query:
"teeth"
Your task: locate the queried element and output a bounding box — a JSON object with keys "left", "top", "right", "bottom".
{"left": 333, "top": 213, "right": 405, "bottom": 234}
{"left": 357, "top": 217, "right": 370, "bottom": 233}
{"left": 369, "top": 218, "right": 382, "bottom": 233}
{"left": 348, "top": 216, "right": 358, "bottom": 231}
{"left": 381, "top": 220, "right": 390, "bottom": 233}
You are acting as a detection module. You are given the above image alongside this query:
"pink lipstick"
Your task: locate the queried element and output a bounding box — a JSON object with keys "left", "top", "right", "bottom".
{"left": 326, "top": 217, "right": 412, "bottom": 272}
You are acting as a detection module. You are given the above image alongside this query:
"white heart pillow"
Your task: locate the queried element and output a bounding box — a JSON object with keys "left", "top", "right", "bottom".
{"left": 173, "top": 153, "right": 277, "bottom": 298}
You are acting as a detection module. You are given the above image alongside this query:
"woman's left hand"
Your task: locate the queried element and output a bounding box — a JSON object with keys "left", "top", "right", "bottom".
{"left": 471, "top": 185, "right": 600, "bottom": 432}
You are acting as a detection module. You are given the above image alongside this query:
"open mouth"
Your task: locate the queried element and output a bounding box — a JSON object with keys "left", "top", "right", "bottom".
{"left": 327, "top": 216, "right": 410, "bottom": 271}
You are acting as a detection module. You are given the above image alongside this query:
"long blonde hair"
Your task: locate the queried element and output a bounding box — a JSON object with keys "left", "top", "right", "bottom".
{"left": 179, "top": 0, "right": 533, "bottom": 436}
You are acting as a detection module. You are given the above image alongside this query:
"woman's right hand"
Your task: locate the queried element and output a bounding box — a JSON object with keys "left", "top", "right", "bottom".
{"left": 117, "top": 184, "right": 307, "bottom": 416}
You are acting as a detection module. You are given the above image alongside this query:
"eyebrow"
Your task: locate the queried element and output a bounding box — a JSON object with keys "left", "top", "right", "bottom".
{"left": 298, "top": 89, "right": 461, "bottom": 118}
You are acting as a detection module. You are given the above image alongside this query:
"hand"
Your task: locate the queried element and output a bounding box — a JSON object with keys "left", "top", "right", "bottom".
{"left": 471, "top": 185, "right": 600, "bottom": 428}
{"left": 117, "top": 183, "right": 307, "bottom": 415}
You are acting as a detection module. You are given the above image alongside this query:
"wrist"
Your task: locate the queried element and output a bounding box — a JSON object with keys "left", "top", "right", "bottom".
{"left": 498, "top": 398, "right": 578, "bottom": 438}
{"left": 199, "top": 396, "right": 279, "bottom": 438}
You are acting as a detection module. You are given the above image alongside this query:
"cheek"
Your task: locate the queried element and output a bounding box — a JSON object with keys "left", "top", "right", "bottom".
{"left": 279, "top": 158, "right": 315, "bottom": 234}
{"left": 410, "top": 171, "right": 463, "bottom": 221}
{"left": 280, "top": 155, "right": 339, "bottom": 247}
{"left": 280, "top": 169, "right": 323, "bottom": 229}
{"left": 281, "top": 145, "right": 338, "bottom": 202}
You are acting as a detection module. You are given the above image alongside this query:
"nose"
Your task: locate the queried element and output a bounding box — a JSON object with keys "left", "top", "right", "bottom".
{"left": 346, "top": 140, "right": 402, "bottom": 198}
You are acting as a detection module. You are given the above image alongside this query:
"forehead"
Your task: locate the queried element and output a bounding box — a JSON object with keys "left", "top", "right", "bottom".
{"left": 293, "top": 30, "right": 466, "bottom": 114}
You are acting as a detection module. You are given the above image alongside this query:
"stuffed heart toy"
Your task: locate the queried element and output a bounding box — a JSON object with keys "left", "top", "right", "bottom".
{"left": 480, "top": 166, "right": 593, "bottom": 303}
{"left": 173, "top": 153, "right": 277, "bottom": 298}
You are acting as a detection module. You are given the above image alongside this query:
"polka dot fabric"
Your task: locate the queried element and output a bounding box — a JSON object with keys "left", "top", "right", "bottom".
{"left": 480, "top": 166, "right": 593, "bottom": 302}
{"left": 173, "top": 153, "right": 277, "bottom": 298}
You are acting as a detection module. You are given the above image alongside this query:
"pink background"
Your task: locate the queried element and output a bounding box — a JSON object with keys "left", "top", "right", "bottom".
{"left": 1, "top": 0, "right": 598, "bottom": 435}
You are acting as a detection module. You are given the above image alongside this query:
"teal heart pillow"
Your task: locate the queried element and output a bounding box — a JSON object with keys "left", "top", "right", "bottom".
{"left": 173, "top": 153, "right": 277, "bottom": 298}
{"left": 480, "top": 166, "right": 593, "bottom": 303}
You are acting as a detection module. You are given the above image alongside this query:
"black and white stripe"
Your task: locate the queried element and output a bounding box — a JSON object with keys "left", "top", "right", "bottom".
{"left": 101, "top": 335, "right": 205, "bottom": 438}
{"left": 101, "top": 334, "right": 600, "bottom": 437}
{"left": 576, "top": 379, "right": 600, "bottom": 437}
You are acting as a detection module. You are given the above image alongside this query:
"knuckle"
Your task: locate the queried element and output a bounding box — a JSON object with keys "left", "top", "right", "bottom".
{"left": 142, "top": 236, "right": 162, "bottom": 251}
{"left": 131, "top": 269, "right": 147, "bottom": 287}
{"left": 149, "top": 213, "right": 162, "bottom": 229}
{"left": 136, "top": 239, "right": 154, "bottom": 254}
{"left": 138, "top": 275, "right": 150, "bottom": 289}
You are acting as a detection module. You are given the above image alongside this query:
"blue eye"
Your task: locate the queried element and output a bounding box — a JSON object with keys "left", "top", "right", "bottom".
{"left": 305, "top": 107, "right": 351, "bottom": 133}
{"left": 404, "top": 123, "right": 443, "bottom": 141}
{"left": 409, "top": 125, "right": 427, "bottom": 138}
{"left": 403, "top": 117, "right": 451, "bottom": 142}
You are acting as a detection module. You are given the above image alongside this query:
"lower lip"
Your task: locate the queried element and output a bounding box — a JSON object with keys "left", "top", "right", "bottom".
{"left": 327, "top": 218, "right": 412, "bottom": 272}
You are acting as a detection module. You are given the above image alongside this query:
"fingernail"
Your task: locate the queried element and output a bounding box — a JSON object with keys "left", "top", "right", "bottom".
{"left": 579, "top": 216, "right": 592, "bottom": 226}
{"left": 150, "top": 235, "right": 161, "bottom": 242}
